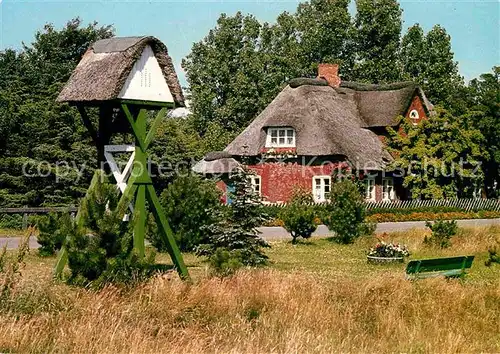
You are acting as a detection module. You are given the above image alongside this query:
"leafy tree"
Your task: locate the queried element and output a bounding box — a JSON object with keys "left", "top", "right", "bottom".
{"left": 295, "top": 0, "right": 355, "bottom": 79}
{"left": 353, "top": 0, "right": 403, "bottom": 83}
{"left": 323, "top": 179, "right": 369, "bottom": 244}
{"left": 0, "top": 18, "right": 114, "bottom": 208}
{"left": 197, "top": 166, "right": 269, "bottom": 274}
{"left": 387, "top": 107, "right": 487, "bottom": 199}
{"left": 401, "top": 24, "right": 426, "bottom": 82}
{"left": 153, "top": 174, "right": 222, "bottom": 252}
{"left": 467, "top": 67, "right": 500, "bottom": 197}
{"left": 182, "top": 13, "right": 271, "bottom": 134}
{"left": 422, "top": 25, "right": 464, "bottom": 110}
{"left": 183, "top": 1, "right": 357, "bottom": 135}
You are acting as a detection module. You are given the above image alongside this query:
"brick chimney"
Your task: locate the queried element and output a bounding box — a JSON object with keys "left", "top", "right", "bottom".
{"left": 317, "top": 63, "right": 341, "bottom": 88}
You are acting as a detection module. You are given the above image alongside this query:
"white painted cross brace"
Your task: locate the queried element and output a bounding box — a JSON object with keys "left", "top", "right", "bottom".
{"left": 104, "top": 144, "right": 136, "bottom": 220}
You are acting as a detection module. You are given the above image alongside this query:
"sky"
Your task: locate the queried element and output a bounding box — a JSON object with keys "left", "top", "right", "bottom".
{"left": 0, "top": 0, "right": 498, "bottom": 87}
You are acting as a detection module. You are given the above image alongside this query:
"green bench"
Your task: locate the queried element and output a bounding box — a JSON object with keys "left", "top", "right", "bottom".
{"left": 406, "top": 256, "right": 474, "bottom": 279}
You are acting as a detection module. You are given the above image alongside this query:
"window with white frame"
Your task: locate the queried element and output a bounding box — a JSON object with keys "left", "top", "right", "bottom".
{"left": 312, "top": 176, "right": 331, "bottom": 202}
{"left": 382, "top": 177, "right": 395, "bottom": 201}
{"left": 409, "top": 109, "right": 419, "bottom": 125}
{"left": 248, "top": 175, "right": 261, "bottom": 196}
{"left": 365, "top": 177, "right": 376, "bottom": 201}
{"left": 265, "top": 127, "right": 296, "bottom": 148}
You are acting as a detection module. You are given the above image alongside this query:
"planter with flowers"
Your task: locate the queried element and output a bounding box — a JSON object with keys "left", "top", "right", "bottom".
{"left": 367, "top": 241, "right": 410, "bottom": 264}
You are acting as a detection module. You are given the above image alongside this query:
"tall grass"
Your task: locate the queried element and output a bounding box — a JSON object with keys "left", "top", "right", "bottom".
{"left": 0, "top": 227, "right": 499, "bottom": 353}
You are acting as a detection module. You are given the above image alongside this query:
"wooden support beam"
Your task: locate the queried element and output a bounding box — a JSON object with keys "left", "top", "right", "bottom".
{"left": 133, "top": 185, "right": 146, "bottom": 258}
{"left": 146, "top": 184, "right": 190, "bottom": 280}
{"left": 77, "top": 106, "right": 98, "bottom": 145}
{"left": 144, "top": 107, "right": 166, "bottom": 149}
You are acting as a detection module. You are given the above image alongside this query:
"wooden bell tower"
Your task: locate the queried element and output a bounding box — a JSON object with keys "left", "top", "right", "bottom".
{"left": 55, "top": 36, "right": 189, "bottom": 279}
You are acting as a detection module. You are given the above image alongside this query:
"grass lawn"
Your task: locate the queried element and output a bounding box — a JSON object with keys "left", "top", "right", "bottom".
{"left": 1, "top": 226, "right": 499, "bottom": 353}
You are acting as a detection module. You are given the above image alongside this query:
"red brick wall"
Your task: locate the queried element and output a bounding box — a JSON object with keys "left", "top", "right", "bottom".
{"left": 248, "top": 161, "right": 344, "bottom": 203}
{"left": 405, "top": 95, "right": 427, "bottom": 124}
{"left": 216, "top": 180, "right": 227, "bottom": 203}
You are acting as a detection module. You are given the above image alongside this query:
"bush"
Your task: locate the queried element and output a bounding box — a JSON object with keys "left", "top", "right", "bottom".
{"left": 279, "top": 187, "right": 317, "bottom": 244}
{"left": 197, "top": 166, "right": 269, "bottom": 275}
{"left": 323, "top": 179, "right": 370, "bottom": 244}
{"left": 155, "top": 174, "right": 221, "bottom": 252}
{"left": 65, "top": 175, "right": 157, "bottom": 287}
{"left": 36, "top": 212, "right": 71, "bottom": 256}
{"left": 424, "top": 220, "right": 458, "bottom": 248}
{"left": 280, "top": 203, "right": 317, "bottom": 244}
{"left": 0, "top": 214, "right": 23, "bottom": 229}
{"left": 207, "top": 248, "right": 245, "bottom": 277}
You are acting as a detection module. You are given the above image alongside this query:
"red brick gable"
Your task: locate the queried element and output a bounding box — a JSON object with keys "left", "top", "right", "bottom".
{"left": 405, "top": 94, "right": 427, "bottom": 125}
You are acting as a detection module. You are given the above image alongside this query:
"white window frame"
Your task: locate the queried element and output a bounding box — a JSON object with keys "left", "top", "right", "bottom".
{"left": 265, "top": 127, "right": 296, "bottom": 148}
{"left": 409, "top": 109, "right": 419, "bottom": 126}
{"left": 382, "top": 177, "right": 395, "bottom": 201}
{"left": 312, "top": 176, "right": 331, "bottom": 202}
{"left": 248, "top": 175, "right": 261, "bottom": 196}
{"left": 365, "top": 177, "right": 376, "bottom": 201}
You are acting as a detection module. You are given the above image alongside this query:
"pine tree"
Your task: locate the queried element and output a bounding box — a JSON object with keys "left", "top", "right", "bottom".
{"left": 197, "top": 165, "right": 269, "bottom": 273}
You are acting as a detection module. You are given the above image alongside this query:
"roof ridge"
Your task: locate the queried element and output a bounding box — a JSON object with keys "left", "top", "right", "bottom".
{"left": 340, "top": 81, "right": 417, "bottom": 92}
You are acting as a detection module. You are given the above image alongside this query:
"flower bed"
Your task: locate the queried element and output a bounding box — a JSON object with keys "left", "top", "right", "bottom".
{"left": 367, "top": 240, "right": 410, "bottom": 264}
{"left": 366, "top": 211, "right": 500, "bottom": 223}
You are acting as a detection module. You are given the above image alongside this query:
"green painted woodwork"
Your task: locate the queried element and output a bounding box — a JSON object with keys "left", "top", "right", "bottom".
{"left": 122, "top": 104, "right": 147, "bottom": 152}
{"left": 144, "top": 108, "right": 166, "bottom": 149}
{"left": 54, "top": 101, "right": 190, "bottom": 281}
{"left": 134, "top": 185, "right": 146, "bottom": 258}
{"left": 145, "top": 183, "right": 189, "bottom": 279}
{"left": 118, "top": 99, "right": 175, "bottom": 108}
{"left": 406, "top": 256, "right": 474, "bottom": 280}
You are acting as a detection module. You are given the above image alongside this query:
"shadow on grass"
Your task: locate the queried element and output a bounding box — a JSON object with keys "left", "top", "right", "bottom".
{"left": 290, "top": 239, "right": 317, "bottom": 246}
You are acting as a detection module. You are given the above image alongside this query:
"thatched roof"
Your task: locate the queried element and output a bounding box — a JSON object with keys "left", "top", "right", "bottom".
{"left": 339, "top": 81, "right": 433, "bottom": 127}
{"left": 224, "top": 85, "right": 394, "bottom": 169}
{"left": 192, "top": 152, "right": 240, "bottom": 175}
{"left": 57, "top": 36, "right": 184, "bottom": 106}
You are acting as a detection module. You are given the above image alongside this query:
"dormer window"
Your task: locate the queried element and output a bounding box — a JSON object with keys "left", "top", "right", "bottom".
{"left": 409, "top": 110, "right": 419, "bottom": 125}
{"left": 266, "top": 128, "right": 296, "bottom": 148}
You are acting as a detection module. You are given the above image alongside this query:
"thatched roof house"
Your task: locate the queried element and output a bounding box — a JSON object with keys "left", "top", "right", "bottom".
{"left": 224, "top": 77, "right": 432, "bottom": 170}
{"left": 194, "top": 64, "right": 435, "bottom": 203}
{"left": 57, "top": 36, "right": 184, "bottom": 106}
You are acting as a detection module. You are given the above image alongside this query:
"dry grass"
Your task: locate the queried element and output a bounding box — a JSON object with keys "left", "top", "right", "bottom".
{"left": 1, "top": 227, "right": 499, "bottom": 353}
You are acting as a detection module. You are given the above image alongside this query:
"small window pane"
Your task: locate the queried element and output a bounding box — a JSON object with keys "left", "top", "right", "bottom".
{"left": 279, "top": 137, "right": 285, "bottom": 144}
{"left": 271, "top": 130, "right": 277, "bottom": 137}
{"left": 271, "top": 137, "right": 277, "bottom": 144}
{"left": 279, "top": 130, "right": 285, "bottom": 137}
{"left": 287, "top": 129, "right": 294, "bottom": 137}
{"left": 287, "top": 137, "right": 293, "bottom": 144}
{"left": 324, "top": 179, "right": 330, "bottom": 186}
